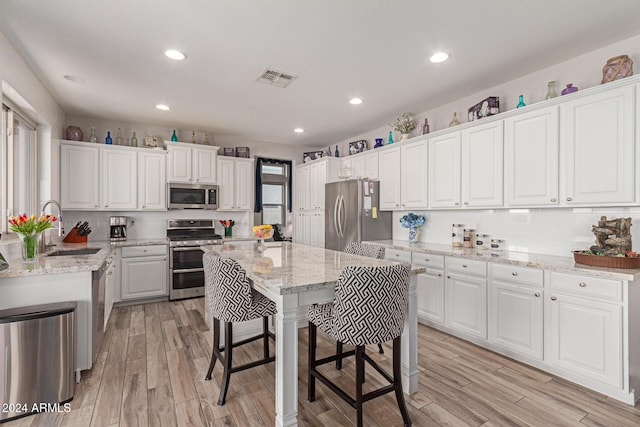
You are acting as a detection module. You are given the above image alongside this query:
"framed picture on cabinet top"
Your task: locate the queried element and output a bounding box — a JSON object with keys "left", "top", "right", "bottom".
{"left": 303, "top": 151, "right": 325, "bottom": 163}
{"left": 468, "top": 96, "right": 499, "bottom": 122}
{"left": 348, "top": 139, "right": 368, "bottom": 155}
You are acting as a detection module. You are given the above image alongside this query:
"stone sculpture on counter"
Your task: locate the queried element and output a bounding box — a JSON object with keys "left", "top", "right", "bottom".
{"left": 590, "top": 216, "right": 632, "bottom": 256}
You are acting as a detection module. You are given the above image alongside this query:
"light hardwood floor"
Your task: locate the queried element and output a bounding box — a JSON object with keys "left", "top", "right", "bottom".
{"left": 5, "top": 299, "right": 640, "bottom": 426}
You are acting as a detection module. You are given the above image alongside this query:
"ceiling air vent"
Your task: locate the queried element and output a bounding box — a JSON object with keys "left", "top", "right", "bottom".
{"left": 256, "top": 68, "right": 297, "bottom": 88}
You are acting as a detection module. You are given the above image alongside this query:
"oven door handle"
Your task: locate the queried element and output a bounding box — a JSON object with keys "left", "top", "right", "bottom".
{"left": 171, "top": 247, "right": 204, "bottom": 252}
{"left": 171, "top": 267, "right": 205, "bottom": 274}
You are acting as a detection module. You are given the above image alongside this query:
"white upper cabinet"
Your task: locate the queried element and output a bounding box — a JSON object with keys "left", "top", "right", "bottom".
{"left": 217, "top": 157, "right": 253, "bottom": 210}
{"left": 365, "top": 152, "right": 379, "bottom": 179}
{"left": 379, "top": 140, "right": 428, "bottom": 210}
{"left": 400, "top": 140, "right": 428, "bottom": 209}
{"left": 193, "top": 146, "right": 217, "bottom": 184}
{"left": 428, "top": 132, "right": 461, "bottom": 208}
{"left": 560, "top": 85, "right": 635, "bottom": 205}
{"left": 504, "top": 106, "right": 559, "bottom": 206}
{"left": 102, "top": 148, "right": 137, "bottom": 210}
{"left": 137, "top": 151, "right": 167, "bottom": 210}
{"left": 166, "top": 142, "right": 218, "bottom": 184}
{"left": 343, "top": 151, "right": 379, "bottom": 180}
{"left": 379, "top": 147, "right": 402, "bottom": 209}
{"left": 462, "top": 121, "right": 504, "bottom": 207}
{"left": 60, "top": 143, "right": 100, "bottom": 209}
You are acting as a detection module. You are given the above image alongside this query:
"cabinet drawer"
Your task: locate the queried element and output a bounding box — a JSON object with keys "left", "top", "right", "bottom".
{"left": 412, "top": 253, "right": 444, "bottom": 269}
{"left": 385, "top": 248, "right": 412, "bottom": 264}
{"left": 491, "top": 263, "right": 543, "bottom": 287}
{"left": 122, "top": 245, "right": 167, "bottom": 258}
{"left": 548, "top": 271, "right": 622, "bottom": 302}
{"left": 446, "top": 257, "right": 486, "bottom": 277}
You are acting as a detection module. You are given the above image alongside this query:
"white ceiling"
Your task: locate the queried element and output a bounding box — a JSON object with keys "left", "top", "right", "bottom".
{"left": 1, "top": 0, "right": 640, "bottom": 147}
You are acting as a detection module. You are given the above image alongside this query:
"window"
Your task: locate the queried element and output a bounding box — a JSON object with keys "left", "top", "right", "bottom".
{"left": 1, "top": 102, "right": 38, "bottom": 232}
{"left": 259, "top": 161, "right": 289, "bottom": 226}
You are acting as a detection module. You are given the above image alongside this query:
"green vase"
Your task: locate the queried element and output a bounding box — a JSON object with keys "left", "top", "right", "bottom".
{"left": 20, "top": 233, "right": 39, "bottom": 261}
{"left": 224, "top": 227, "right": 233, "bottom": 237}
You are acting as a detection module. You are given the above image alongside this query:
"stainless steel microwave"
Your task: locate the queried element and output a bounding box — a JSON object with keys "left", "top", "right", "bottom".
{"left": 167, "top": 183, "right": 218, "bottom": 210}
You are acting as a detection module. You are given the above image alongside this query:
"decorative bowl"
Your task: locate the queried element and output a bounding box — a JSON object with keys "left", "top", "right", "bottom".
{"left": 252, "top": 225, "right": 274, "bottom": 240}
{"left": 573, "top": 251, "right": 640, "bottom": 269}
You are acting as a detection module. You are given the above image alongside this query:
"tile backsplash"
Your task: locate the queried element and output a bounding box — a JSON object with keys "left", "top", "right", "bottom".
{"left": 61, "top": 210, "right": 253, "bottom": 242}
{"left": 392, "top": 207, "right": 640, "bottom": 257}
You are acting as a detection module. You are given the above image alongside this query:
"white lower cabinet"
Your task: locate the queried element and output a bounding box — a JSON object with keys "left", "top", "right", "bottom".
{"left": 120, "top": 245, "right": 168, "bottom": 300}
{"left": 489, "top": 264, "right": 544, "bottom": 360}
{"left": 546, "top": 271, "right": 623, "bottom": 389}
{"left": 309, "top": 212, "right": 325, "bottom": 248}
{"left": 446, "top": 272, "right": 487, "bottom": 339}
{"left": 412, "top": 253, "right": 445, "bottom": 325}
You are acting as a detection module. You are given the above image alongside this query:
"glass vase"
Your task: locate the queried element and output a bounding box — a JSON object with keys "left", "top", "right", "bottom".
{"left": 408, "top": 227, "right": 420, "bottom": 243}
{"left": 224, "top": 227, "right": 233, "bottom": 237}
{"left": 20, "top": 233, "right": 40, "bottom": 261}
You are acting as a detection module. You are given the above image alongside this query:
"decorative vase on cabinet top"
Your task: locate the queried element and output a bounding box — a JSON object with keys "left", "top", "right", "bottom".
{"left": 66, "top": 126, "right": 83, "bottom": 141}
{"left": 561, "top": 83, "right": 579, "bottom": 95}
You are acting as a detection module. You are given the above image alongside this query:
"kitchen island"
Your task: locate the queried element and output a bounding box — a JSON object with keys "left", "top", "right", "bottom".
{"left": 202, "top": 241, "right": 423, "bottom": 427}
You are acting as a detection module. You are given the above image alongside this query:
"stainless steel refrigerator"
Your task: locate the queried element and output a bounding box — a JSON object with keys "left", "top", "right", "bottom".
{"left": 325, "top": 179, "right": 392, "bottom": 252}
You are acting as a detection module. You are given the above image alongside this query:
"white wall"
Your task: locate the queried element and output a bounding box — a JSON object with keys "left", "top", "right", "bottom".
{"left": 333, "top": 33, "right": 640, "bottom": 149}
{"left": 64, "top": 114, "right": 319, "bottom": 163}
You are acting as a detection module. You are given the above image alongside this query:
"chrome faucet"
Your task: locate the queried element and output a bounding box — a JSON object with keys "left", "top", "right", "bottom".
{"left": 40, "top": 199, "right": 64, "bottom": 251}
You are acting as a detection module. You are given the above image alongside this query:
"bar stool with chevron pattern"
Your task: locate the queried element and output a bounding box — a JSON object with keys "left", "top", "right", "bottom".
{"left": 203, "top": 252, "right": 276, "bottom": 405}
{"left": 307, "top": 263, "right": 412, "bottom": 427}
{"left": 338, "top": 242, "right": 387, "bottom": 365}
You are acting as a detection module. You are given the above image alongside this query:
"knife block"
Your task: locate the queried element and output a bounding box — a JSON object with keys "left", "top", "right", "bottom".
{"left": 63, "top": 228, "right": 88, "bottom": 243}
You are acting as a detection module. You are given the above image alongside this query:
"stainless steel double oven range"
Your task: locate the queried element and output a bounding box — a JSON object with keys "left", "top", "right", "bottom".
{"left": 167, "top": 219, "right": 223, "bottom": 300}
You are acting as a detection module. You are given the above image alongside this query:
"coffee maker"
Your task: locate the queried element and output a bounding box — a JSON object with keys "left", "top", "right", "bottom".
{"left": 110, "top": 216, "right": 128, "bottom": 241}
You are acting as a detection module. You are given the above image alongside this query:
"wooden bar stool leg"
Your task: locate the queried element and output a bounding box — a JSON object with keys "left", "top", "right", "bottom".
{"left": 377, "top": 343, "right": 384, "bottom": 354}
{"left": 392, "top": 337, "right": 412, "bottom": 427}
{"left": 205, "top": 318, "right": 220, "bottom": 380}
{"left": 218, "top": 322, "right": 234, "bottom": 405}
{"left": 308, "top": 323, "right": 317, "bottom": 402}
{"left": 355, "top": 345, "right": 365, "bottom": 427}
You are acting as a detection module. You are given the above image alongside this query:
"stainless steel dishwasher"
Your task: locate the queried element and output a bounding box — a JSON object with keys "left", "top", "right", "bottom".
{"left": 0, "top": 302, "right": 77, "bottom": 422}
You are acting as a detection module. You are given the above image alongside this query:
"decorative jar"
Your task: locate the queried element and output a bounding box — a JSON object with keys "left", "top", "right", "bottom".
{"left": 491, "top": 239, "right": 505, "bottom": 251}
{"left": 463, "top": 228, "right": 476, "bottom": 248}
{"left": 476, "top": 233, "right": 490, "bottom": 250}
{"left": 561, "top": 83, "right": 579, "bottom": 95}
{"left": 452, "top": 224, "right": 464, "bottom": 247}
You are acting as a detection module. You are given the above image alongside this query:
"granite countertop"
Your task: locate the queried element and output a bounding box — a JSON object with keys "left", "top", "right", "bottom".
{"left": 0, "top": 238, "right": 169, "bottom": 279}
{"left": 368, "top": 240, "right": 640, "bottom": 281}
{"left": 201, "top": 241, "right": 422, "bottom": 295}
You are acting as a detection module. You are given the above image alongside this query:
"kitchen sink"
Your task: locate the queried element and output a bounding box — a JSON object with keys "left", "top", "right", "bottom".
{"left": 46, "top": 248, "right": 102, "bottom": 256}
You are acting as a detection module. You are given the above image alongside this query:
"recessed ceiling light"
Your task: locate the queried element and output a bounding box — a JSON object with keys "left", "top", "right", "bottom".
{"left": 349, "top": 98, "right": 363, "bottom": 105}
{"left": 294, "top": 128, "right": 304, "bottom": 133}
{"left": 156, "top": 104, "right": 170, "bottom": 111}
{"left": 430, "top": 52, "right": 449, "bottom": 63}
{"left": 63, "top": 75, "right": 85, "bottom": 83}
{"left": 164, "top": 49, "right": 187, "bottom": 60}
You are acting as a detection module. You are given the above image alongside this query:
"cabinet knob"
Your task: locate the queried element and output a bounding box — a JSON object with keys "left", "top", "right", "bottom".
{"left": 396, "top": 204, "right": 400, "bottom": 207}
{"left": 94, "top": 205, "right": 98, "bottom": 208}
{"left": 550, "top": 296, "right": 557, "bottom": 301}
{"left": 425, "top": 258, "right": 430, "bottom": 262}
{"left": 105, "top": 205, "right": 109, "bottom": 207}
{"left": 566, "top": 197, "right": 573, "bottom": 201}
{"left": 447, "top": 275, "right": 451, "bottom": 279}
{"left": 534, "top": 292, "right": 540, "bottom": 297}
{"left": 437, "top": 273, "right": 442, "bottom": 277}
{"left": 551, "top": 198, "right": 557, "bottom": 202}
{"left": 455, "top": 202, "right": 460, "bottom": 206}
{"left": 462, "top": 264, "right": 468, "bottom": 268}
{"left": 512, "top": 272, "right": 518, "bottom": 276}
{"left": 402, "top": 204, "right": 406, "bottom": 207}
{"left": 143, "top": 205, "right": 146, "bottom": 208}
{"left": 579, "top": 282, "right": 586, "bottom": 287}
{"left": 464, "top": 202, "right": 469, "bottom": 205}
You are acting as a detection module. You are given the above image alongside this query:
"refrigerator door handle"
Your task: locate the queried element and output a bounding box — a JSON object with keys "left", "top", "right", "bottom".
{"left": 333, "top": 195, "right": 340, "bottom": 237}
{"left": 338, "top": 194, "right": 345, "bottom": 237}
{"left": 340, "top": 194, "right": 346, "bottom": 238}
